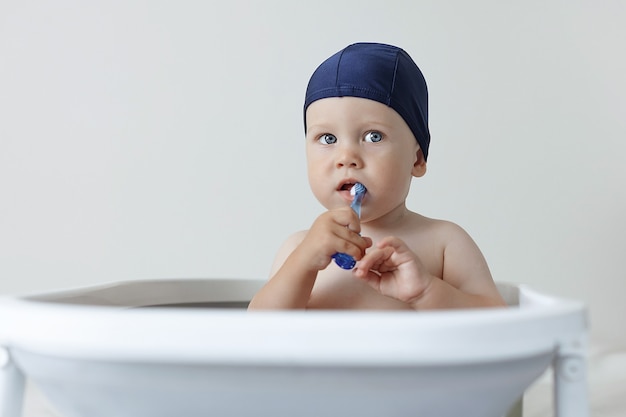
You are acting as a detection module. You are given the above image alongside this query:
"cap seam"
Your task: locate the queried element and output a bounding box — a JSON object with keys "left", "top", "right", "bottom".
{"left": 335, "top": 48, "right": 347, "bottom": 89}
{"left": 389, "top": 50, "right": 401, "bottom": 104}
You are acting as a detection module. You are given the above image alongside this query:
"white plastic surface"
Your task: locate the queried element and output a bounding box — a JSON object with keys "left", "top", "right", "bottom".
{"left": 0, "top": 348, "right": 25, "bottom": 417}
{"left": 0, "top": 279, "right": 588, "bottom": 417}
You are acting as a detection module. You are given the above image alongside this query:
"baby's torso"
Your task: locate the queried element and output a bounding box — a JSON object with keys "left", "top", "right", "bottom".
{"left": 307, "top": 269, "right": 411, "bottom": 309}
{"left": 307, "top": 214, "right": 447, "bottom": 310}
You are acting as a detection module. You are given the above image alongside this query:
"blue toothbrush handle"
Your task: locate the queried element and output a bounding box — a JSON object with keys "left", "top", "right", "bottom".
{"left": 332, "top": 252, "right": 357, "bottom": 270}
{"left": 332, "top": 187, "right": 365, "bottom": 270}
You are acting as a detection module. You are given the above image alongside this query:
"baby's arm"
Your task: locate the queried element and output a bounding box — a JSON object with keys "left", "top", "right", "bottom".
{"left": 248, "top": 208, "right": 371, "bottom": 310}
{"left": 354, "top": 223, "right": 505, "bottom": 309}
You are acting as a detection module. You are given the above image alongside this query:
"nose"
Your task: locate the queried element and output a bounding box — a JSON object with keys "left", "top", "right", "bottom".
{"left": 335, "top": 142, "right": 363, "bottom": 169}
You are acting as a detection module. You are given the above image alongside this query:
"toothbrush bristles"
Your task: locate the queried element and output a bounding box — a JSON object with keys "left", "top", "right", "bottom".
{"left": 350, "top": 182, "right": 366, "bottom": 196}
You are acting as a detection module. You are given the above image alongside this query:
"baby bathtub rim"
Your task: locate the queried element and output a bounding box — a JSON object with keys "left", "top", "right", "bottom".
{"left": 0, "top": 277, "right": 581, "bottom": 309}
{"left": 0, "top": 279, "right": 587, "bottom": 367}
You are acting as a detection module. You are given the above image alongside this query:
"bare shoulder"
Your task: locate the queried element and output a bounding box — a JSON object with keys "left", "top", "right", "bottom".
{"left": 414, "top": 214, "right": 468, "bottom": 235}
{"left": 393, "top": 213, "right": 475, "bottom": 255}
{"left": 268, "top": 230, "right": 308, "bottom": 277}
{"left": 426, "top": 218, "right": 486, "bottom": 261}
{"left": 405, "top": 214, "right": 480, "bottom": 248}
{"left": 404, "top": 214, "right": 499, "bottom": 297}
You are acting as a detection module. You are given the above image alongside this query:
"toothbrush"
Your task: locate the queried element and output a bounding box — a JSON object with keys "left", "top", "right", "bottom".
{"left": 332, "top": 182, "right": 367, "bottom": 270}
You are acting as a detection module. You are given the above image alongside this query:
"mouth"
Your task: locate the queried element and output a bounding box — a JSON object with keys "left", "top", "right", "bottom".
{"left": 337, "top": 179, "right": 362, "bottom": 192}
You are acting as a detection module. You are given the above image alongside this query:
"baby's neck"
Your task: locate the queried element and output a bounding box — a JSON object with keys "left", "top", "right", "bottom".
{"left": 362, "top": 204, "right": 417, "bottom": 233}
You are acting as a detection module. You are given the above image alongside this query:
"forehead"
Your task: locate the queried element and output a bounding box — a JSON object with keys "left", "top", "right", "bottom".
{"left": 305, "top": 97, "right": 404, "bottom": 129}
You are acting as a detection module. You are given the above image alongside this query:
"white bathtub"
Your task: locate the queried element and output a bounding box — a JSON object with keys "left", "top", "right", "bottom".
{"left": 0, "top": 279, "right": 587, "bottom": 417}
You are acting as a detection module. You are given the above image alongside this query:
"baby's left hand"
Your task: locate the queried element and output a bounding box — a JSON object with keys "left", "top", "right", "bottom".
{"left": 353, "top": 236, "right": 434, "bottom": 305}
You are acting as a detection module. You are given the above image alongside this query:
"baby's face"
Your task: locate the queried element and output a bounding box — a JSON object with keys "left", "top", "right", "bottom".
{"left": 305, "top": 97, "right": 425, "bottom": 223}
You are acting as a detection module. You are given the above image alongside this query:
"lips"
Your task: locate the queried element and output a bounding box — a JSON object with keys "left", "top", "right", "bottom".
{"left": 336, "top": 179, "right": 365, "bottom": 203}
{"left": 339, "top": 182, "right": 355, "bottom": 191}
{"left": 336, "top": 179, "right": 360, "bottom": 192}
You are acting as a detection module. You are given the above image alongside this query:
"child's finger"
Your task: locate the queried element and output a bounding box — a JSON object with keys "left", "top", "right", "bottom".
{"left": 377, "top": 236, "right": 409, "bottom": 251}
{"left": 331, "top": 207, "right": 362, "bottom": 233}
{"left": 327, "top": 226, "right": 368, "bottom": 258}
{"left": 354, "top": 246, "right": 394, "bottom": 277}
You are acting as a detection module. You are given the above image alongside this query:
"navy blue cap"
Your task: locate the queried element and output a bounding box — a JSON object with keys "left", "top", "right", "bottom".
{"left": 304, "top": 43, "right": 431, "bottom": 160}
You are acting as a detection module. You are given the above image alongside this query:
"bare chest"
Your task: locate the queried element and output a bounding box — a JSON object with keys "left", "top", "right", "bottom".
{"left": 307, "top": 267, "right": 411, "bottom": 309}
{"left": 307, "top": 232, "right": 445, "bottom": 310}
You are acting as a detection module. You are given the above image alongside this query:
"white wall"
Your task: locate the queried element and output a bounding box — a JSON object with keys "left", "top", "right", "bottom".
{"left": 1, "top": 1, "right": 624, "bottom": 344}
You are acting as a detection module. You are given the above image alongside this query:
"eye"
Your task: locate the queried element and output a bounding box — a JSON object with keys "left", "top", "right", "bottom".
{"left": 364, "top": 131, "right": 383, "bottom": 143}
{"left": 318, "top": 133, "right": 337, "bottom": 145}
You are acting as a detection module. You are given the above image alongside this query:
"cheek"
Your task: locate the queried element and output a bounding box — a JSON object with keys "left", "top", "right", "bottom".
{"left": 380, "top": 148, "right": 416, "bottom": 177}
{"left": 374, "top": 153, "right": 414, "bottom": 194}
{"left": 306, "top": 159, "right": 328, "bottom": 200}
{"left": 305, "top": 147, "right": 325, "bottom": 171}
{"left": 384, "top": 172, "right": 412, "bottom": 197}
{"left": 306, "top": 146, "right": 333, "bottom": 177}
{"left": 306, "top": 154, "right": 323, "bottom": 181}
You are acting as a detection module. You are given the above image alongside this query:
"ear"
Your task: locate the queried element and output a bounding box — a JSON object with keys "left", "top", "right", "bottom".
{"left": 411, "top": 148, "right": 427, "bottom": 178}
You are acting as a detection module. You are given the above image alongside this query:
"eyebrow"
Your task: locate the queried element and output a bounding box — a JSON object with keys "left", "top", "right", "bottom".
{"left": 364, "top": 120, "right": 394, "bottom": 131}
{"left": 306, "top": 120, "right": 394, "bottom": 134}
{"left": 305, "top": 124, "right": 332, "bottom": 135}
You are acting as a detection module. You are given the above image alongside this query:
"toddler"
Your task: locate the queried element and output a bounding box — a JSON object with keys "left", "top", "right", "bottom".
{"left": 248, "top": 42, "right": 505, "bottom": 310}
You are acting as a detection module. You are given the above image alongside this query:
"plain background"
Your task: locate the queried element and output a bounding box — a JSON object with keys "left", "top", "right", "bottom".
{"left": 1, "top": 1, "right": 624, "bottom": 346}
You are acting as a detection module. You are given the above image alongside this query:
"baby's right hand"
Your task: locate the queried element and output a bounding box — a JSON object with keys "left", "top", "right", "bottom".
{"left": 295, "top": 207, "right": 372, "bottom": 272}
